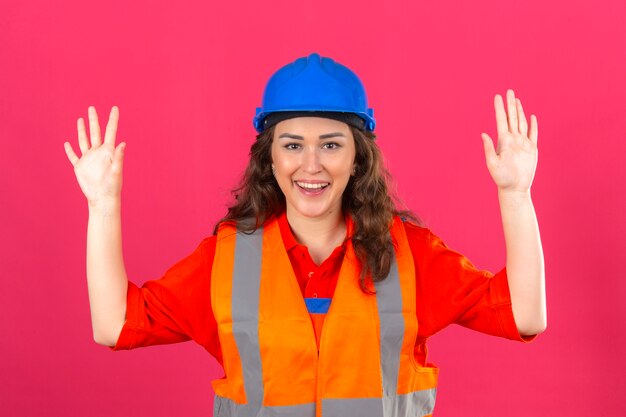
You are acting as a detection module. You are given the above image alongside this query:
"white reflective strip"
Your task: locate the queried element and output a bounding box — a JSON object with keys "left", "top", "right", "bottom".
{"left": 375, "top": 253, "right": 403, "bottom": 397}
{"left": 322, "top": 397, "right": 383, "bottom": 417}
{"left": 231, "top": 228, "right": 265, "bottom": 409}
{"left": 322, "top": 389, "right": 436, "bottom": 417}
{"left": 214, "top": 395, "right": 316, "bottom": 417}
{"left": 383, "top": 388, "right": 437, "bottom": 416}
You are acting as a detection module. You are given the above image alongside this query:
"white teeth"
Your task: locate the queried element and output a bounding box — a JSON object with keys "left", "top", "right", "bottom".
{"left": 296, "top": 181, "right": 329, "bottom": 189}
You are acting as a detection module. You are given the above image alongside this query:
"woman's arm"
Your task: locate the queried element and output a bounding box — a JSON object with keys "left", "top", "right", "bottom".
{"left": 498, "top": 190, "right": 546, "bottom": 335}
{"left": 87, "top": 201, "right": 128, "bottom": 346}
{"left": 481, "top": 90, "right": 547, "bottom": 336}
{"left": 65, "top": 106, "right": 128, "bottom": 346}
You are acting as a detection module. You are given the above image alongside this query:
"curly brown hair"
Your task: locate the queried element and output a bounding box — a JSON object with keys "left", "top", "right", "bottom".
{"left": 214, "top": 124, "right": 422, "bottom": 293}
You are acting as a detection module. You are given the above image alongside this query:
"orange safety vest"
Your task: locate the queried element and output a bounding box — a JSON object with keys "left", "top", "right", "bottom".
{"left": 211, "top": 215, "right": 438, "bottom": 417}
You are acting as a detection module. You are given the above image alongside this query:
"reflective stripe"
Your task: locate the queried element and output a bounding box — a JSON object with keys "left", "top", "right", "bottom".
{"left": 214, "top": 395, "right": 316, "bottom": 417}
{"left": 385, "top": 389, "right": 437, "bottom": 416}
{"left": 322, "top": 389, "right": 436, "bottom": 417}
{"left": 231, "top": 228, "right": 264, "bottom": 409}
{"left": 322, "top": 397, "right": 383, "bottom": 417}
{"left": 375, "top": 253, "right": 403, "bottom": 397}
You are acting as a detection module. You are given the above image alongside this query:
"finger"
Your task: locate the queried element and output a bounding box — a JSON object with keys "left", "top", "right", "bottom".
{"left": 516, "top": 98, "right": 528, "bottom": 138}
{"left": 529, "top": 115, "right": 538, "bottom": 145}
{"left": 104, "top": 106, "right": 119, "bottom": 145}
{"left": 481, "top": 133, "right": 498, "bottom": 168}
{"left": 494, "top": 94, "right": 508, "bottom": 138}
{"left": 506, "top": 89, "right": 518, "bottom": 134}
{"left": 88, "top": 106, "right": 102, "bottom": 147}
{"left": 111, "top": 142, "right": 126, "bottom": 175}
{"left": 77, "top": 117, "right": 90, "bottom": 155}
{"left": 64, "top": 141, "right": 80, "bottom": 166}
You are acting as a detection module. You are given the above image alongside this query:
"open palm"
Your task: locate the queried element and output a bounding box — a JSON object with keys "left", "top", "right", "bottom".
{"left": 64, "top": 106, "right": 126, "bottom": 207}
{"left": 481, "top": 90, "right": 538, "bottom": 193}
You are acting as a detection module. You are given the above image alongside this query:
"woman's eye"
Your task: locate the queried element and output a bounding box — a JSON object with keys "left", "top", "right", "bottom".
{"left": 285, "top": 143, "right": 301, "bottom": 150}
{"left": 323, "top": 142, "right": 340, "bottom": 150}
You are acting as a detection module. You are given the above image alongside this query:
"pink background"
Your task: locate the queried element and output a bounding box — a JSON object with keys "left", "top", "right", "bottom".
{"left": 1, "top": 0, "right": 625, "bottom": 416}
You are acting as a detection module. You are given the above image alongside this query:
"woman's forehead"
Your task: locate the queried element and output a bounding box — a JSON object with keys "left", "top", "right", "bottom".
{"left": 274, "top": 117, "right": 351, "bottom": 134}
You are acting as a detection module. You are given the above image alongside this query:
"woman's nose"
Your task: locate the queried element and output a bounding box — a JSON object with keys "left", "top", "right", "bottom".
{"left": 302, "top": 147, "right": 322, "bottom": 173}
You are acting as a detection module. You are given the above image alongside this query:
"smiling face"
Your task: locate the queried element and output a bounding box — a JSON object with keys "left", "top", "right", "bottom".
{"left": 271, "top": 117, "right": 356, "bottom": 221}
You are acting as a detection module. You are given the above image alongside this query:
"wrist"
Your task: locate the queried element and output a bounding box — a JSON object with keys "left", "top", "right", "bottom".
{"left": 88, "top": 199, "right": 121, "bottom": 215}
{"left": 497, "top": 188, "right": 533, "bottom": 213}
{"left": 497, "top": 188, "right": 532, "bottom": 200}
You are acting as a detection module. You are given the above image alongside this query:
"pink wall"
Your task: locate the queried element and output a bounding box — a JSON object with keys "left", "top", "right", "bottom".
{"left": 1, "top": 0, "right": 624, "bottom": 415}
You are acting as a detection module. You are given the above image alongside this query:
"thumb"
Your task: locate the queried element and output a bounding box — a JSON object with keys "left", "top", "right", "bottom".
{"left": 111, "top": 142, "right": 126, "bottom": 174}
{"left": 481, "top": 133, "right": 497, "bottom": 168}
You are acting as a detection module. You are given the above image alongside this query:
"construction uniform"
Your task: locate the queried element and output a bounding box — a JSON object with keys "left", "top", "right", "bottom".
{"left": 111, "top": 211, "right": 535, "bottom": 416}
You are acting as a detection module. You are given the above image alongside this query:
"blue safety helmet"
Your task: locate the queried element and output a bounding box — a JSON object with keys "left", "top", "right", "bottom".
{"left": 253, "top": 53, "right": 376, "bottom": 133}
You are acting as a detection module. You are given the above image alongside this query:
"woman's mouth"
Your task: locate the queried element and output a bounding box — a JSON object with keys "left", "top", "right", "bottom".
{"left": 294, "top": 181, "right": 330, "bottom": 195}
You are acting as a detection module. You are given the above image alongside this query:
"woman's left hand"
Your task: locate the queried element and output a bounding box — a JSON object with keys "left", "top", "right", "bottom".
{"left": 481, "top": 89, "right": 538, "bottom": 193}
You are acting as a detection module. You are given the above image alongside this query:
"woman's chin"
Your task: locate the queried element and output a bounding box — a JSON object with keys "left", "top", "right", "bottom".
{"left": 288, "top": 202, "right": 337, "bottom": 220}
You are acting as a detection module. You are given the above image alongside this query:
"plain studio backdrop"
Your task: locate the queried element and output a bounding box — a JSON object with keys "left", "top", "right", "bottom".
{"left": 1, "top": 0, "right": 624, "bottom": 416}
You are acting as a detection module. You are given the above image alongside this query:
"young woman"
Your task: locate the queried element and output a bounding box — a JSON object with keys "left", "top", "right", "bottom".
{"left": 64, "top": 53, "right": 546, "bottom": 417}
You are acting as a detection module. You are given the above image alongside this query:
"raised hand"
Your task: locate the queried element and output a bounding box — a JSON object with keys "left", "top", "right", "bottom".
{"left": 481, "top": 90, "right": 538, "bottom": 194}
{"left": 64, "top": 106, "right": 126, "bottom": 208}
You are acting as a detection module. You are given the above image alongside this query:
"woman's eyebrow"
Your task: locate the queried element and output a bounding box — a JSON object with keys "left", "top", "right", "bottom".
{"left": 278, "top": 132, "right": 346, "bottom": 140}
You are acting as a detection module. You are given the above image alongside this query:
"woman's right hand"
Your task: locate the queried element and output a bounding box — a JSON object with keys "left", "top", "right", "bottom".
{"left": 64, "top": 106, "right": 126, "bottom": 209}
